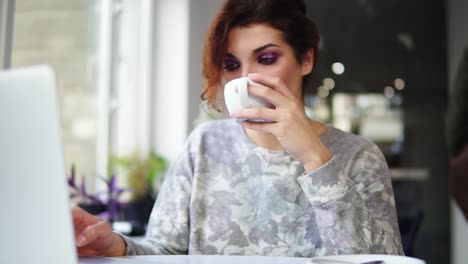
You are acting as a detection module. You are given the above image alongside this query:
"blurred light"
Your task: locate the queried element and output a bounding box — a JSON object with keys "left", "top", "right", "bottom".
{"left": 384, "top": 86, "right": 395, "bottom": 98}
{"left": 392, "top": 94, "right": 403, "bottom": 105}
{"left": 357, "top": 96, "right": 369, "bottom": 108}
{"left": 323, "top": 78, "right": 335, "bottom": 89}
{"left": 317, "top": 86, "right": 329, "bottom": 98}
{"left": 332, "top": 62, "right": 345, "bottom": 75}
{"left": 394, "top": 78, "right": 405, "bottom": 90}
{"left": 333, "top": 118, "right": 352, "bottom": 133}
{"left": 72, "top": 119, "right": 96, "bottom": 140}
{"left": 397, "top": 33, "right": 414, "bottom": 51}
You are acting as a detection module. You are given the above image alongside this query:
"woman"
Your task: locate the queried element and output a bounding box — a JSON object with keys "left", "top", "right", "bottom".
{"left": 73, "top": 0, "right": 403, "bottom": 257}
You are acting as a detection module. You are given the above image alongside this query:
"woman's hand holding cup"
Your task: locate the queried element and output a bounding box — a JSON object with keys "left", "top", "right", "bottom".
{"left": 224, "top": 77, "right": 274, "bottom": 122}
{"left": 230, "top": 73, "right": 332, "bottom": 172}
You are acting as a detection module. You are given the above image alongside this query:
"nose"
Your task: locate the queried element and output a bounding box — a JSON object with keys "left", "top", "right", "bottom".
{"left": 240, "top": 62, "right": 254, "bottom": 78}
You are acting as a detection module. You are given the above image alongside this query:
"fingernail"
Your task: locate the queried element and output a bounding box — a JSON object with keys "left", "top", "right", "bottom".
{"left": 76, "top": 235, "right": 87, "bottom": 246}
{"left": 248, "top": 73, "right": 257, "bottom": 78}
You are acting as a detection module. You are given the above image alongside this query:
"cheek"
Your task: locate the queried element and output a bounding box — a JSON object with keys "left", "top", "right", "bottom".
{"left": 223, "top": 71, "right": 240, "bottom": 83}
{"left": 269, "top": 64, "right": 304, "bottom": 96}
{"left": 264, "top": 57, "right": 298, "bottom": 79}
{"left": 268, "top": 65, "right": 298, "bottom": 85}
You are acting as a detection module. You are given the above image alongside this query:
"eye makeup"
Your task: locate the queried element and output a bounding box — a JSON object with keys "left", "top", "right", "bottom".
{"left": 223, "top": 57, "right": 240, "bottom": 72}
{"left": 222, "top": 44, "right": 282, "bottom": 72}
{"left": 257, "top": 52, "right": 279, "bottom": 65}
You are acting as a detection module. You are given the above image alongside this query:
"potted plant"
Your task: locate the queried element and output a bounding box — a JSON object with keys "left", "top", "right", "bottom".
{"left": 67, "top": 165, "right": 132, "bottom": 223}
{"left": 108, "top": 151, "right": 167, "bottom": 235}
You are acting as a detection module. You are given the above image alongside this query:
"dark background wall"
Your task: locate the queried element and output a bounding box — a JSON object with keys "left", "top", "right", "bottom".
{"left": 305, "top": 1, "right": 450, "bottom": 263}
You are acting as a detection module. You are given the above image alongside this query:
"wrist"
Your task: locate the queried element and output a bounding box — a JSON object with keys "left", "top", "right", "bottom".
{"left": 106, "top": 232, "right": 127, "bottom": 256}
{"left": 303, "top": 147, "right": 332, "bottom": 173}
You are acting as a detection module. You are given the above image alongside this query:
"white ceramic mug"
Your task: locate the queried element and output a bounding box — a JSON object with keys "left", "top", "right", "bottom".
{"left": 224, "top": 77, "right": 273, "bottom": 121}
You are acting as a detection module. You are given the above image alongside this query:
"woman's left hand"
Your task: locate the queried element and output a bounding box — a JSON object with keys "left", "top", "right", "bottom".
{"left": 231, "top": 73, "right": 332, "bottom": 172}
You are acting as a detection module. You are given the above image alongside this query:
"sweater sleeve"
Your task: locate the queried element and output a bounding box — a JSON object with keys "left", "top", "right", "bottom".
{"left": 123, "top": 146, "right": 196, "bottom": 255}
{"left": 297, "top": 144, "right": 403, "bottom": 256}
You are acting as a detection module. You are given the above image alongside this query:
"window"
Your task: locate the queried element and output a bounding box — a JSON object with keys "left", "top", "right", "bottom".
{"left": 11, "top": 0, "right": 154, "bottom": 193}
{"left": 0, "top": 0, "right": 14, "bottom": 69}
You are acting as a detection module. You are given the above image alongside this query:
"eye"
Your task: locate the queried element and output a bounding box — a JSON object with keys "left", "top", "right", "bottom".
{"left": 223, "top": 59, "right": 240, "bottom": 72}
{"left": 258, "top": 53, "right": 278, "bottom": 65}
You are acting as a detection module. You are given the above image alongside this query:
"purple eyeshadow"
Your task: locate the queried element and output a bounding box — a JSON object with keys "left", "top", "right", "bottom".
{"left": 261, "top": 53, "right": 277, "bottom": 59}
{"left": 223, "top": 58, "right": 240, "bottom": 71}
{"left": 258, "top": 52, "right": 278, "bottom": 65}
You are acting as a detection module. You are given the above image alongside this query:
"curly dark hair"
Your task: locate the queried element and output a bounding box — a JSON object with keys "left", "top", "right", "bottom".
{"left": 200, "top": 0, "right": 320, "bottom": 109}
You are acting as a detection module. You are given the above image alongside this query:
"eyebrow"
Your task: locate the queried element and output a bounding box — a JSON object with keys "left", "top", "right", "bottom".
{"left": 252, "top": 43, "right": 280, "bottom": 54}
{"left": 224, "top": 43, "right": 281, "bottom": 59}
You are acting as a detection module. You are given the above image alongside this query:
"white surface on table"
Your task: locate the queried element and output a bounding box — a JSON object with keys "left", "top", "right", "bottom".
{"left": 79, "top": 255, "right": 310, "bottom": 264}
{"left": 308, "top": 254, "right": 425, "bottom": 264}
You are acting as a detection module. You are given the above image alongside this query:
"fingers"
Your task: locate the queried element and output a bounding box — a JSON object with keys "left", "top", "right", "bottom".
{"left": 248, "top": 72, "right": 295, "bottom": 99}
{"left": 72, "top": 207, "right": 100, "bottom": 234}
{"left": 232, "top": 107, "right": 278, "bottom": 122}
{"left": 241, "top": 120, "right": 276, "bottom": 133}
{"left": 72, "top": 206, "right": 86, "bottom": 221}
{"left": 233, "top": 98, "right": 303, "bottom": 124}
{"left": 76, "top": 220, "right": 112, "bottom": 247}
{"left": 77, "top": 247, "right": 100, "bottom": 256}
{"left": 247, "top": 82, "right": 287, "bottom": 107}
{"left": 72, "top": 207, "right": 98, "bottom": 224}
{"left": 241, "top": 119, "right": 293, "bottom": 138}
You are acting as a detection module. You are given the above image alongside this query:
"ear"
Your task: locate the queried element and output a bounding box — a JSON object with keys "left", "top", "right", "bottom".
{"left": 301, "top": 48, "right": 314, "bottom": 75}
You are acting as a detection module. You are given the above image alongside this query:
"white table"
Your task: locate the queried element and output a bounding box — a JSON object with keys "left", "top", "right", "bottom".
{"left": 79, "top": 255, "right": 308, "bottom": 264}
{"left": 79, "top": 254, "right": 425, "bottom": 264}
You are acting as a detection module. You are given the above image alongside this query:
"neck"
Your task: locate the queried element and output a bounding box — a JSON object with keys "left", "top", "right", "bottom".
{"left": 244, "top": 127, "right": 284, "bottom": 151}
{"left": 243, "top": 120, "right": 329, "bottom": 151}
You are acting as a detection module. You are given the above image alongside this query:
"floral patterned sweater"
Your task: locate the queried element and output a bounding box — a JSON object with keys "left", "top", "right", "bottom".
{"left": 123, "top": 118, "right": 403, "bottom": 257}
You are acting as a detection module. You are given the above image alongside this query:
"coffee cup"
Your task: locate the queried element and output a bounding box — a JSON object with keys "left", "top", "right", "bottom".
{"left": 224, "top": 77, "right": 273, "bottom": 121}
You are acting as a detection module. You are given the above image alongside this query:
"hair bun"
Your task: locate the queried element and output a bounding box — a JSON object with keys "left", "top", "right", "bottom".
{"left": 294, "top": 0, "right": 307, "bottom": 15}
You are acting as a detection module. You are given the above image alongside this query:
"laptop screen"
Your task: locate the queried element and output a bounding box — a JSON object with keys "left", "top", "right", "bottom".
{"left": 0, "top": 65, "right": 77, "bottom": 264}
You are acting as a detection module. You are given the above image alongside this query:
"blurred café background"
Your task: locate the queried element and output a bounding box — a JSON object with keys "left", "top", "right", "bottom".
{"left": 0, "top": 0, "right": 466, "bottom": 263}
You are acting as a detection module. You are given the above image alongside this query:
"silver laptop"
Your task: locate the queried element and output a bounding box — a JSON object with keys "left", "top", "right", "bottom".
{"left": 0, "top": 65, "right": 78, "bottom": 264}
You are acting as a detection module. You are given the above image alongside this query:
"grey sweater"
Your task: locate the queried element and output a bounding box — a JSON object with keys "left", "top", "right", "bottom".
{"left": 123, "top": 118, "right": 403, "bottom": 257}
